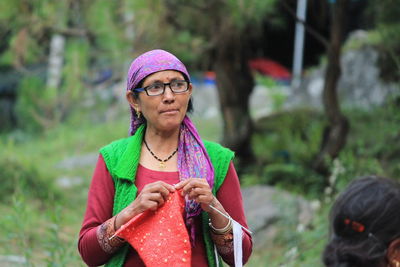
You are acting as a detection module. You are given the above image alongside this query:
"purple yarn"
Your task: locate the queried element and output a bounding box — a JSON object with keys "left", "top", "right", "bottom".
{"left": 126, "top": 49, "right": 214, "bottom": 245}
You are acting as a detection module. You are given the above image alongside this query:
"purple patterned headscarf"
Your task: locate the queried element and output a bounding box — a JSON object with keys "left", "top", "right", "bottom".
{"left": 126, "top": 49, "right": 215, "bottom": 243}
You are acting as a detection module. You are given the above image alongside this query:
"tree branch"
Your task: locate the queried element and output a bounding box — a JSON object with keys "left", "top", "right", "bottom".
{"left": 51, "top": 27, "right": 88, "bottom": 37}
{"left": 281, "top": 1, "right": 329, "bottom": 49}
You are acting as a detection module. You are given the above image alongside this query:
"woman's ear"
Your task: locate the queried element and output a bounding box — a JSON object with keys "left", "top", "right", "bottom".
{"left": 126, "top": 91, "right": 140, "bottom": 111}
{"left": 387, "top": 238, "right": 400, "bottom": 267}
{"left": 188, "top": 83, "right": 193, "bottom": 95}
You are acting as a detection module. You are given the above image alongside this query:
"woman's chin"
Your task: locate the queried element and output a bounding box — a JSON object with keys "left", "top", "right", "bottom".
{"left": 159, "top": 118, "right": 184, "bottom": 132}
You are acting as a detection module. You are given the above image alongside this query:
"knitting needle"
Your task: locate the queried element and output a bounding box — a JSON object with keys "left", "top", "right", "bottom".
{"left": 208, "top": 204, "right": 253, "bottom": 235}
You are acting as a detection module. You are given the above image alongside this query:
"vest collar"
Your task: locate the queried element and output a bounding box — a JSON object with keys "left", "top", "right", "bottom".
{"left": 113, "top": 124, "right": 145, "bottom": 181}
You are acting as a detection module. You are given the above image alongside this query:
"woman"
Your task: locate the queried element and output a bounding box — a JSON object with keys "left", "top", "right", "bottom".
{"left": 323, "top": 176, "right": 400, "bottom": 267}
{"left": 78, "top": 49, "right": 252, "bottom": 266}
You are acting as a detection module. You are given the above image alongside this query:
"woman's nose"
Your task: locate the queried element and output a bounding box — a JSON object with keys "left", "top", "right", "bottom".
{"left": 162, "top": 87, "right": 175, "bottom": 103}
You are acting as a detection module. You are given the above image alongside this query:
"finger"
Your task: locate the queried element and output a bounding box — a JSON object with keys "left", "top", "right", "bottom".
{"left": 194, "top": 195, "right": 207, "bottom": 205}
{"left": 144, "top": 182, "right": 174, "bottom": 199}
{"left": 181, "top": 183, "right": 193, "bottom": 196}
{"left": 160, "top": 181, "right": 176, "bottom": 193}
{"left": 193, "top": 187, "right": 212, "bottom": 197}
{"left": 136, "top": 199, "right": 159, "bottom": 213}
{"left": 189, "top": 178, "right": 210, "bottom": 189}
{"left": 176, "top": 178, "right": 206, "bottom": 189}
{"left": 153, "top": 184, "right": 171, "bottom": 201}
{"left": 180, "top": 179, "right": 196, "bottom": 195}
{"left": 194, "top": 194, "right": 214, "bottom": 205}
{"left": 146, "top": 192, "right": 165, "bottom": 206}
{"left": 188, "top": 187, "right": 212, "bottom": 202}
{"left": 182, "top": 179, "right": 209, "bottom": 196}
{"left": 144, "top": 200, "right": 159, "bottom": 211}
{"left": 154, "top": 181, "right": 176, "bottom": 192}
{"left": 152, "top": 181, "right": 175, "bottom": 194}
{"left": 187, "top": 186, "right": 200, "bottom": 200}
{"left": 174, "top": 179, "right": 190, "bottom": 190}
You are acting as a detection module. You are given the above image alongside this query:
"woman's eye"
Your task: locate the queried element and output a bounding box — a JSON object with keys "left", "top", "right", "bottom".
{"left": 175, "top": 82, "right": 184, "bottom": 87}
{"left": 172, "top": 81, "right": 186, "bottom": 88}
{"left": 149, "top": 83, "right": 163, "bottom": 90}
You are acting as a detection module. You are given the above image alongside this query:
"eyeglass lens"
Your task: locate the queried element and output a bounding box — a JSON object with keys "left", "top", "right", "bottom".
{"left": 145, "top": 80, "right": 188, "bottom": 96}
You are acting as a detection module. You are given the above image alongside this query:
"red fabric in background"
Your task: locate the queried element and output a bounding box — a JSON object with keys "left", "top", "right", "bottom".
{"left": 115, "top": 190, "right": 191, "bottom": 267}
{"left": 249, "top": 58, "right": 291, "bottom": 80}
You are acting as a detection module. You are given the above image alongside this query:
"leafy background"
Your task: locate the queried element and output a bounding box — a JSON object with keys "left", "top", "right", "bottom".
{"left": 0, "top": 0, "right": 399, "bottom": 266}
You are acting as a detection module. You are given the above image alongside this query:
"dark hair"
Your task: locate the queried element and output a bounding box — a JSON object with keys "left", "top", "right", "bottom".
{"left": 323, "top": 176, "right": 400, "bottom": 267}
{"left": 131, "top": 73, "right": 194, "bottom": 114}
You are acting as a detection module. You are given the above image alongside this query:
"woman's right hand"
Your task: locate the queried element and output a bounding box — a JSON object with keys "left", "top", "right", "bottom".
{"left": 114, "top": 181, "right": 175, "bottom": 230}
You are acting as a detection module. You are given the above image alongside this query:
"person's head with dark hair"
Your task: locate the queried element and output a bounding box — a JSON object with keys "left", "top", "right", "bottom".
{"left": 323, "top": 176, "right": 400, "bottom": 267}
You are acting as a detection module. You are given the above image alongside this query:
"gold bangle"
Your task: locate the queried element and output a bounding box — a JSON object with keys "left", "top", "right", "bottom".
{"left": 209, "top": 218, "right": 233, "bottom": 234}
{"left": 113, "top": 213, "right": 119, "bottom": 231}
{"left": 112, "top": 214, "right": 124, "bottom": 241}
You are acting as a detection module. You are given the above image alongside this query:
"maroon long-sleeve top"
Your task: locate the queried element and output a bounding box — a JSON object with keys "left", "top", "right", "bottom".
{"left": 78, "top": 155, "right": 252, "bottom": 266}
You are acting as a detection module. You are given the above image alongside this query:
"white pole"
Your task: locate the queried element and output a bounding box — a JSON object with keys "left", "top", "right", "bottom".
{"left": 47, "top": 34, "right": 65, "bottom": 89}
{"left": 291, "top": 0, "right": 307, "bottom": 89}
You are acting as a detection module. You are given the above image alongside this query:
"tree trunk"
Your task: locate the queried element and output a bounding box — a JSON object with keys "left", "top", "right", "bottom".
{"left": 214, "top": 38, "right": 255, "bottom": 166}
{"left": 313, "top": 0, "right": 350, "bottom": 175}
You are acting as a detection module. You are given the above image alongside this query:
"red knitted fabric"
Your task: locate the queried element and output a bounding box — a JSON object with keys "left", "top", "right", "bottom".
{"left": 115, "top": 190, "right": 191, "bottom": 266}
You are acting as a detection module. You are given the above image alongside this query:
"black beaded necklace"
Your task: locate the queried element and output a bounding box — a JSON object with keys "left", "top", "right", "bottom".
{"left": 143, "top": 138, "right": 178, "bottom": 168}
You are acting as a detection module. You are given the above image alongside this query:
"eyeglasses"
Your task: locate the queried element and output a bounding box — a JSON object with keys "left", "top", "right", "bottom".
{"left": 133, "top": 80, "right": 190, "bottom": 96}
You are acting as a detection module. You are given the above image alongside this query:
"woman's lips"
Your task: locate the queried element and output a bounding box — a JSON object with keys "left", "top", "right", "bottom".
{"left": 160, "top": 109, "right": 179, "bottom": 115}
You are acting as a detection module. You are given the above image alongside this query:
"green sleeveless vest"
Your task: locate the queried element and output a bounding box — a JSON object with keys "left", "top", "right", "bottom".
{"left": 99, "top": 125, "right": 234, "bottom": 267}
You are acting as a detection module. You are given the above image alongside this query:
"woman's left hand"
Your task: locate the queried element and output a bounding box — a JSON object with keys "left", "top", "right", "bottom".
{"left": 175, "top": 178, "right": 230, "bottom": 229}
{"left": 174, "top": 178, "right": 218, "bottom": 213}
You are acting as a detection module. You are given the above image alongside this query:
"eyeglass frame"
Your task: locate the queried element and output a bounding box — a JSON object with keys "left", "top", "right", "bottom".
{"left": 132, "top": 79, "right": 191, "bottom": 96}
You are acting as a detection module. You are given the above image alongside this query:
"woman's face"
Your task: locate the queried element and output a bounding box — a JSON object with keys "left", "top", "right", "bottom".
{"left": 128, "top": 70, "right": 192, "bottom": 133}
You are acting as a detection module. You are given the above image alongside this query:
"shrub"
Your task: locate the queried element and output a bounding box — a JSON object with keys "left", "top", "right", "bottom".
{"left": 261, "top": 163, "right": 324, "bottom": 196}
{"left": 15, "top": 74, "right": 47, "bottom": 132}
{"left": 248, "top": 109, "right": 325, "bottom": 196}
{"left": 0, "top": 152, "right": 58, "bottom": 203}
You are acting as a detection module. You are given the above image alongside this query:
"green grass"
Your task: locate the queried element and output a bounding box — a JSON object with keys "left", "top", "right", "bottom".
{"left": 0, "top": 112, "right": 131, "bottom": 266}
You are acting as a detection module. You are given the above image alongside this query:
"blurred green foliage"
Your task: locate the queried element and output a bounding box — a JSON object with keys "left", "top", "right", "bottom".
{"left": 85, "top": 0, "right": 130, "bottom": 66}
{"left": 376, "top": 23, "right": 400, "bottom": 82}
{"left": 247, "top": 109, "right": 326, "bottom": 197}
{"left": 243, "top": 96, "right": 400, "bottom": 199}
{"left": 0, "top": 0, "right": 133, "bottom": 133}
{"left": 0, "top": 142, "right": 58, "bottom": 203}
{"left": 332, "top": 100, "right": 400, "bottom": 191}
{"left": 0, "top": 0, "right": 68, "bottom": 65}
{"left": 225, "top": 0, "right": 283, "bottom": 30}
{"left": 15, "top": 75, "right": 47, "bottom": 132}
{"left": 130, "top": 0, "right": 284, "bottom": 68}
{"left": 367, "top": 0, "right": 400, "bottom": 81}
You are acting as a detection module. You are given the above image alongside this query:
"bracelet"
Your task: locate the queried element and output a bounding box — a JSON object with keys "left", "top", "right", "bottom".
{"left": 209, "top": 218, "right": 233, "bottom": 235}
{"left": 112, "top": 214, "right": 124, "bottom": 241}
{"left": 114, "top": 213, "right": 119, "bottom": 231}
{"left": 97, "top": 217, "right": 125, "bottom": 254}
